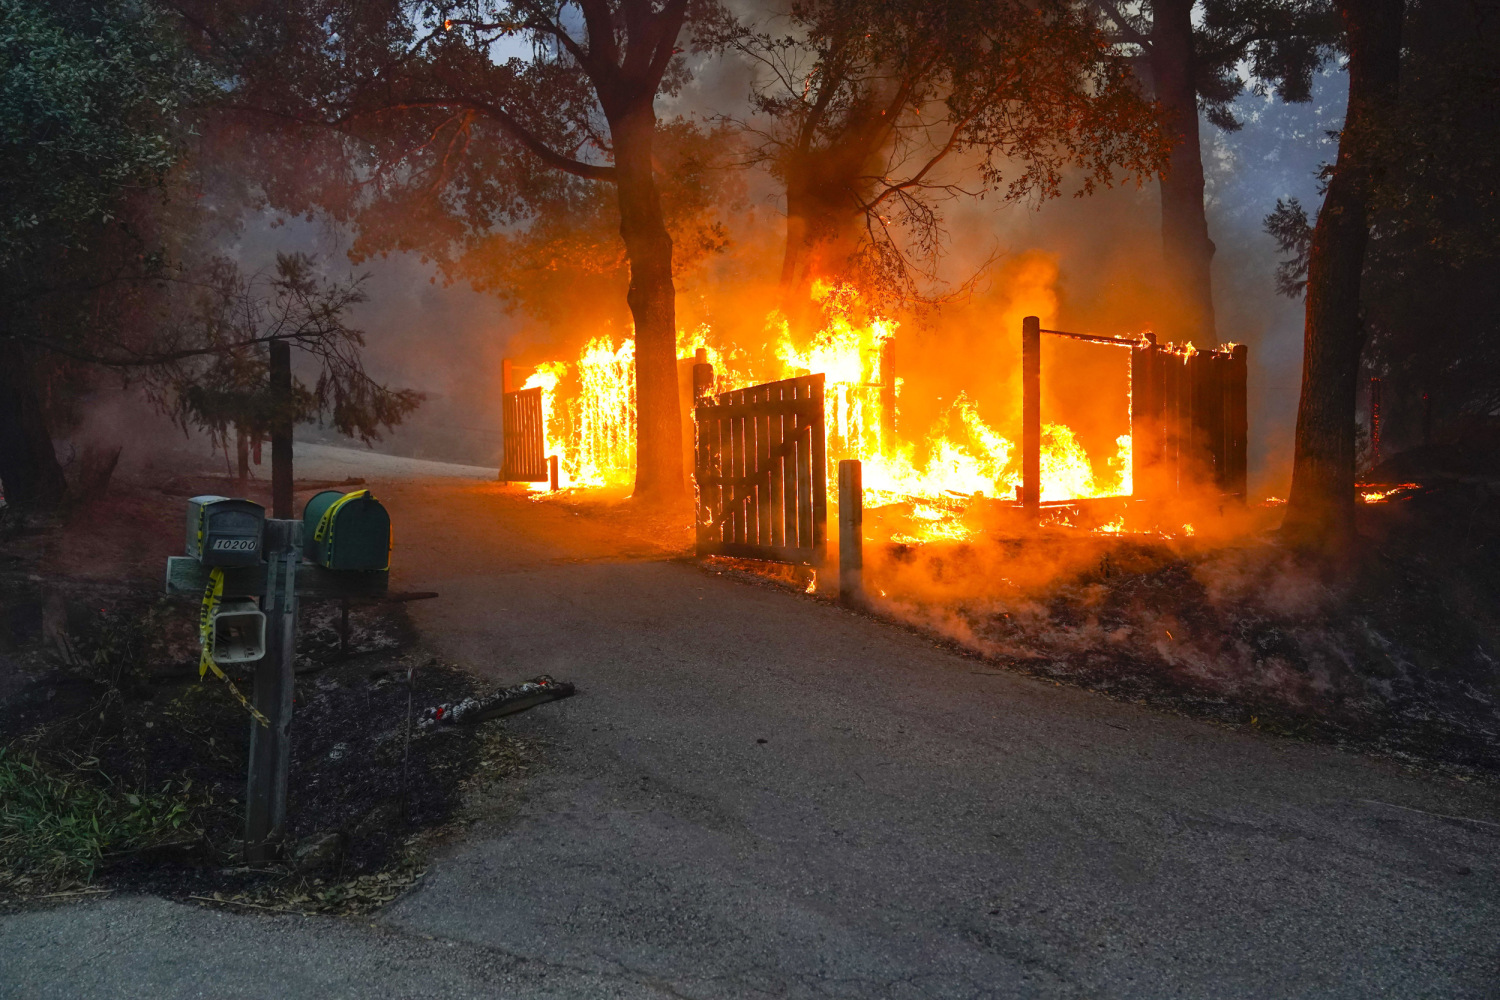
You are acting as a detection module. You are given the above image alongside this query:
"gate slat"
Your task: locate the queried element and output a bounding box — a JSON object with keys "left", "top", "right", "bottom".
{"left": 769, "top": 385, "right": 785, "bottom": 549}
{"left": 810, "top": 376, "right": 827, "bottom": 557}
{"left": 796, "top": 386, "right": 813, "bottom": 551}
{"left": 756, "top": 392, "right": 771, "bottom": 547}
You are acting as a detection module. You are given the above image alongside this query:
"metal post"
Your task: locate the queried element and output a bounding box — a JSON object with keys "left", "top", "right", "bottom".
{"left": 269, "top": 340, "right": 293, "bottom": 519}
{"left": 838, "top": 460, "right": 863, "bottom": 606}
{"left": 246, "top": 517, "right": 299, "bottom": 861}
{"left": 1022, "top": 316, "right": 1041, "bottom": 520}
{"left": 548, "top": 454, "right": 559, "bottom": 491}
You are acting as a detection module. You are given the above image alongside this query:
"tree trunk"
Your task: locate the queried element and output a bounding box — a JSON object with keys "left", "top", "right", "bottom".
{"left": 1150, "top": 0, "right": 1217, "bottom": 347}
{"left": 780, "top": 152, "right": 875, "bottom": 305}
{"left": 0, "top": 338, "right": 67, "bottom": 509}
{"left": 610, "top": 100, "right": 684, "bottom": 500}
{"left": 778, "top": 100, "right": 894, "bottom": 332}
{"left": 269, "top": 339, "right": 294, "bottom": 518}
{"left": 1282, "top": 0, "right": 1404, "bottom": 551}
{"left": 236, "top": 425, "right": 250, "bottom": 481}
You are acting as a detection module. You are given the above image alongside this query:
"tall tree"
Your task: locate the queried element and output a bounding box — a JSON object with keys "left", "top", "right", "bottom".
{"left": 181, "top": 0, "right": 730, "bottom": 500}
{"left": 720, "top": 0, "right": 1165, "bottom": 319}
{"left": 1280, "top": 0, "right": 1403, "bottom": 549}
{"left": 1090, "top": 0, "right": 1338, "bottom": 345}
{"left": 1268, "top": 0, "right": 1500, "bottom": 457}
{"left": 143, "top": 253, "right": 423, "bottom": 457}
{"left": 0, "top": 0, "right": 202, "bottom": 507}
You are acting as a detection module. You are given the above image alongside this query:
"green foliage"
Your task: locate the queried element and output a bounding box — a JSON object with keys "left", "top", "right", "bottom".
{"left": 1264, "top": 196, "right": 1312, "bottom": 298}
{"left": 144, "top": 252, "right": 424, "bottom": 447}
{"left": 450, "top": 116, "right": 743, "bottom": 326}
{"left": 1195, "top": 0, "right": 1343, "bottom": 130}
{"left": 0, "top": 0, "right": 202, "bottom": 274}
{"left": 79, "top": 600, "right": 176, "bottom": 689}
{"left": 178, "top": 0, "right": 732, "bottom": 271}
{"left": 0, "top": 748, "right": 201, "bottom": 891}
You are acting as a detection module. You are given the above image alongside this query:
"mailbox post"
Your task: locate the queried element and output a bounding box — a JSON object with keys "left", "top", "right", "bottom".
{"left": 245, "top": 518, "right": 299, "bottom": 859}
{"left": 166, "top": 489, "right": 396, "bottom": 860}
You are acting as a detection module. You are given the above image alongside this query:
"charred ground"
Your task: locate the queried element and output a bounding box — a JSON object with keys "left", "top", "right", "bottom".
{"left": 0, "top": 474, "right": 529, "bottom": 912}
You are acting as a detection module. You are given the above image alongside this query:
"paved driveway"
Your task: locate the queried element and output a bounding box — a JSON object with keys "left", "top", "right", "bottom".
{"left": 4, "top": 480, "right": 1497, "bottom": 999}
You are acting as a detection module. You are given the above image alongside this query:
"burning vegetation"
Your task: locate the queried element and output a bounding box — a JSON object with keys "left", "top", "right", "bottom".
{"left": 508, "top": 269, "right": 1228, "bottom": 543}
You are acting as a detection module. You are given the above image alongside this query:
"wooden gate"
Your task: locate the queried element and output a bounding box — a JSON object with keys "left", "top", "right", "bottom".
{"left": 695, "top": 374, "right": 827, "bottom": 565}
{"left": 500, "top": 386, "right": 548, "bottom": 482}
{"left": 1130, "top": 336, "right": 1248, "bottom": 498}
{"left": 1020, "top": 319, "right": 1247, "bottom": 511}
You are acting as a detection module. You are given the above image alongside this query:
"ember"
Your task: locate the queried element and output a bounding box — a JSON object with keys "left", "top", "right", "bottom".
{"left": 1358, "top": 483, "right": 1421, "bottom": 503}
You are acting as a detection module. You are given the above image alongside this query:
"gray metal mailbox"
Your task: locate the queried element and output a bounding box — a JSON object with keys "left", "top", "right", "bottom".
{"left": 185, "top": 495, "right": 265, "bottom": 567}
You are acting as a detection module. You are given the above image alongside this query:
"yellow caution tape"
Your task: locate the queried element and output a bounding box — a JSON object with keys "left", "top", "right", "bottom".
{"left": 312, "top": 489, "right": 369, "bottom": 543}
{"left": 198, "top": 567, "right": 270, "bottom": 728}
{"left": 311, "top": 489, "right": 389, "bottom": 570}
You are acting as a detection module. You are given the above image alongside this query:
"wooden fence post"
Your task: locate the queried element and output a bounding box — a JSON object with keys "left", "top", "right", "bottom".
{"left": 1022, "top": 316, "right": 1041, "bottom": 519}
{"left": 692, "top": 352, "right": 714, "bottom": 403}
{"left": 879, "top": 337, "right": 896, "bottom": 447}
{"left": 839, "top": 459, "right": 863, "bottom": 605}
{"left": 501, "top": 358, "right": 515, "bottom": 394}
{"left": 245, "top": 517, "right": 299, "bottom": 860}
{"left": 269, "top": 339, "right": 293, "bottom": 519}
{"left": 548, "top": 454, "right": 559, "bottom": 491}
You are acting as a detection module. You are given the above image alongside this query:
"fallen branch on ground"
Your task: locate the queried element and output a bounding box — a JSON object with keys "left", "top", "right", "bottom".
{"left": 420, "top": 675, "right": 575, "bottom": 727}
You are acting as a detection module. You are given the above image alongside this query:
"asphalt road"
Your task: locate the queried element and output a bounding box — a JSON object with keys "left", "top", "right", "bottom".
{"left": 4, "top": 474, "right": 1499, "bottom": 999}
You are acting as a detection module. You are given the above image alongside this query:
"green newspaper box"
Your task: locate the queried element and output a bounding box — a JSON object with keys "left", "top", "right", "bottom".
{"left": 302, "top": 489, "right": 391, "bottom": 571}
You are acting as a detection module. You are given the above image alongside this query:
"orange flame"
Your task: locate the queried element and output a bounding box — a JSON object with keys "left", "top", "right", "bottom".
{"left": 522, "top": 278, "right": 1144, "bottom": 539}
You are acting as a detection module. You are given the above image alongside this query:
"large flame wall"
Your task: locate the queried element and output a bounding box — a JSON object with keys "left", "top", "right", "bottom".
{"left": 516, "top": 269, "right": 1136, "bottom": 522}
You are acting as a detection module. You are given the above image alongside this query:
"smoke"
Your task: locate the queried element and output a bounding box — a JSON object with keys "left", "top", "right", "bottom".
{"left": 79, "top": 29, "right": 1349, "bottom": 489}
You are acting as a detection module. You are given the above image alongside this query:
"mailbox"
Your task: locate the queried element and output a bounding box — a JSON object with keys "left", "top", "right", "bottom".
{"left": 207, "top": 598, "right": 266, "bottom": 663}
{"left": 185, "top": 496, "right": 265, "bottom": 567}
{"left": 302, "top": 489, "right": 391, "bottom": 571}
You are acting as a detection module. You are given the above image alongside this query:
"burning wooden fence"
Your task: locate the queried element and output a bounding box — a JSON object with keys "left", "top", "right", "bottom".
{"left": 693, "top": 373, "right": 827, "bottom": 565}
{"left": 1020, "top": 317, "right": 1248, "bottom": 515}
{"left": 1130, "top": 334, "right": 1248, "bottom": 501}
{"left": 499, "top": 359, "right": 557, "bottom": 488}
